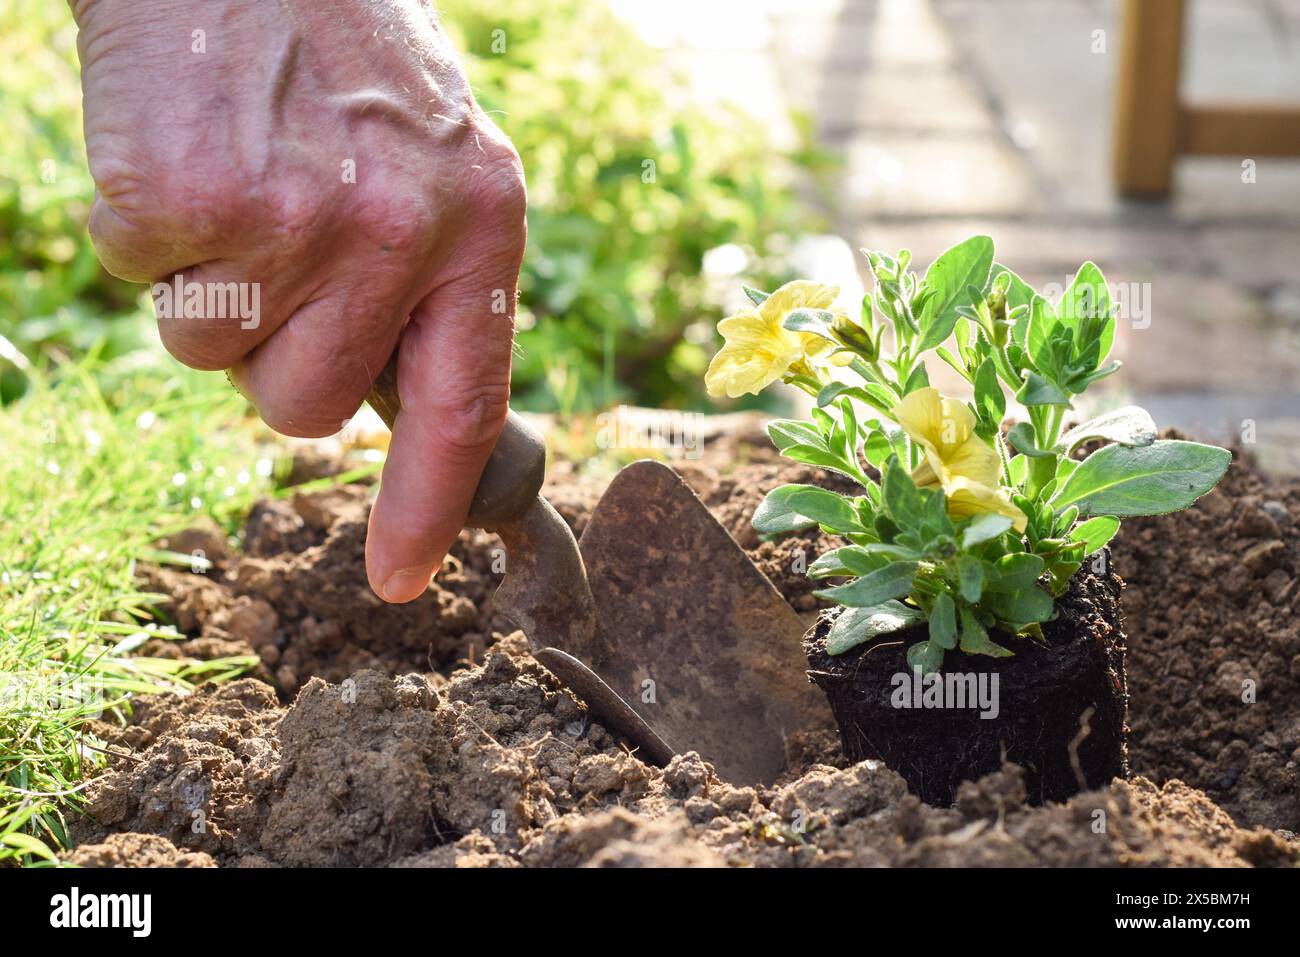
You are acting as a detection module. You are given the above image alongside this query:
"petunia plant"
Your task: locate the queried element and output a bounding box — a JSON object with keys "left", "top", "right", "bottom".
{"left": 706, "top": 235, "right": 1231, "bottom": 672}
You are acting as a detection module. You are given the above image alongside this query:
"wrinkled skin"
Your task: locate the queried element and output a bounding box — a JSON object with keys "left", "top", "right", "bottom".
{"left": 70, "top": 0, "right": 527, "bottom": 603}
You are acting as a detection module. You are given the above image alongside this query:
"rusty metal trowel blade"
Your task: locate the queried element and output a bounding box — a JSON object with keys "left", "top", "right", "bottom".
{"left": 578, "top": 460, "right": 824, "bottom": 785}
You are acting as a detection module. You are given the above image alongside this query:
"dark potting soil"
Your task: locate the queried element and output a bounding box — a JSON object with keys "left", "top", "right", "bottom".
{"left": 69, "top": 422, "right": 1300, "bottom": 866}
{"left": 805, "top": 562, "right": 1127, "bottom": 807}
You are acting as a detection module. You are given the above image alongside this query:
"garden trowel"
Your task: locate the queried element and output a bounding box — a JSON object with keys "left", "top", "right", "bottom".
{"left": 367, "top": 360, "right": 821, "bottom": 784}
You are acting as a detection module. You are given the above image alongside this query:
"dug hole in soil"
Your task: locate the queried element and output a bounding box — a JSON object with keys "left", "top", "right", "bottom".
{"left": 69, "top": 422, "right": 1300, "bottom": 868}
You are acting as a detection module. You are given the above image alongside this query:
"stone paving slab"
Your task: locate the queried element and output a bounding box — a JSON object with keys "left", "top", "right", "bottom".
{"left": 1183, "top": 0, "right": 1300, "bottom": 100}
{"left": 1201, "top": 224, "right": 1300, "bottom": 291}
{"left": 797, "top": 69, "right": 999, "bottom": 140}
{"left": 1171, "top": 162, "right": 1300, "bottom": 221}
{"left": 841, "top": 133, "right": 1043, "bottom": 216}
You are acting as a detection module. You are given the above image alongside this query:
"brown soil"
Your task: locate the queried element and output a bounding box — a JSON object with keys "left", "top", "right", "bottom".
{"left": 1115, "top": 450, "right": 1300, "bottom": 831}
{"left": 66, "top": 833, "right": 216, "bottom": 868}
{"left": 67, "top": 425, "right": 1300, "bottom": 867}
{"left": 70, "top": 637, "right": 1295, "bottom": 868}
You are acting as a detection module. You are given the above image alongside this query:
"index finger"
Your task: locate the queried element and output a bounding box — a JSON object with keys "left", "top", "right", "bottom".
{"left": 364, "top": 276, "right": 516, "bottom": 603}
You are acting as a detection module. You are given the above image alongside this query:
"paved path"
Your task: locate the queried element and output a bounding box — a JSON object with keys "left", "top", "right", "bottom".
{"left": 615, "top": 0, "right": 1300, "bottom": 474}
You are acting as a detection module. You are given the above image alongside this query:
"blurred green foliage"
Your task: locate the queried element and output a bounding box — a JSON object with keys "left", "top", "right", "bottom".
{"left": 0, "top": 1, "right": 156, "bottom": 404}
{"left": 1, "top": 0, "right": 826, "bottom": 411}
{"left": 443, "top": 0, "right": 829, "bottom": 410}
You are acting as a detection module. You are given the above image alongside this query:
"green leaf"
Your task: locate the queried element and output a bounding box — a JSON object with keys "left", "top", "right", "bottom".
{"left": 855, "top": 541, "right": 924, "bottom": 562}
{"left": 882, "top": 456, "right": 925, "bottom": 526}
{"left": 1068, "top": 515, "right": 1121, "bottom": 555}
{"left": 874, "top": 513, "right": 900, "bottom": 541}
{"left": 987, "top": 581, "right": 1054, "bottom": 625}
{"left": 782, "top": 307, "right": 839, "bottom": 342}
{"left": 973, "top": 357, "right": 1005, "bottom": 428}
{"left": 1016, "top": 371, "right": 1071, "bottom": 407}
{"left": 936, "top": 346, "right": 973, "bottom": 382}
{"left": 864, "top": 427, "right": 892, "bottom": 467}
{"left": 1006, "top": 421, "right": 1054, "bottom": 458}
{"left": 825, "top": 601, "right": 926, "bottom": 654}
{"left": 929, "top": 592, "right": 957, "bottom": 649}
{"left": 815, "top": 560, "right": 918, "bottom": 607}
{"left": 906, "top": 639, "right": 945, "bottom": 674}
{"left": 1026, "top": 295, "right": 1058, "bottom": 374}
{"left": 863, "top": 382, "right": 901, "bottom": 413}
{"left": 808, "top": 545, "right": 890, "bottom": 578}
{"left": 962, "top": 513, "right": 1012, "bottom": 548}
{"left": 1053, "top": 504, "right": 1081, "bottom": 534}
{"left": 754, "top": 484, "right": 860, "bottom": 536}
{"left": 1006, "top": 453, "right": 1028, "bottom": 489}
{"left": 886, "top": 425, "right": 911, "bottom": 463}
{"left": 991, "top": 263, "right": 1035, "bottom": 312}
{"left": 918, "top": 486, "right": 954, "bottom": 537}
{"left": 778, "top": 444, "right": 863, "bottom": 482}
{"left": 955, "top": 311, "right": 973, "bottom": 352}
{"left": 752, "top": 485, "right": 819, "bottom": 536}
{"left": 902, "top": 363, "right": 930, "bottom": 395}
{"left": 956, "top": 555, "right": 986, "bottom": 602}
{"left": 994, "top": 552, "right": 1046, "bottom": 588}
{"left": 1053, "top": 440, "right": 1231, "bottom": 517}
{"left": 816, "top": 382, "right": 882, "bottom": 410}
{"left": 1080, "top": 360, "right": 1122, "bottom": 389}
{"left": 808, "top": 548, "right": 855, "bottom": 578}
{"left": 1061, "top": 261, "right": 1115, "bottom": 360}
{"left": 861, "top": 481, "right": 883, "bottom": 509}
{"left": 839, "top": 395, "right": 860, "bottom": 466}
{"left": 767, "top": 419, "right": 824, "bottom": 453}
{"left": 784, "top": 485, "right": 861, "bottom": 530}
{"left": 916, "top": 235, "right": 995, "bottom": 352}
{"left": 1056, "top": 406, "right": 1157, "bottom": 454}
{"left": 1061, "top": 262, "right": 1109, "bottom": 321}
{"left": 0, "top": 832, "right": 58, "bottom": 864}
{"left": 743, "top": 285, "right": 771, "bottom": 306}
{"left": 959, "top": 607, "right": 1012, "bottom": 658}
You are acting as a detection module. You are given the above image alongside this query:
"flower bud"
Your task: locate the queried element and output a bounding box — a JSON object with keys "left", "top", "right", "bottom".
{"left": 832, "top": 313, "right": 878, "bottom": 360}
{"left": 986, "top": 286, "right": 1007, "bottom": 322}
{"left": 991, "top": 316, "right": 1012, "bottom": 348}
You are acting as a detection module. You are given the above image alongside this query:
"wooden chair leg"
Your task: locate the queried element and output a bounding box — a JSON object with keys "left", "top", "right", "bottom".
{"left": 1113, "top": 0, "right": 1187, "bottom": 196}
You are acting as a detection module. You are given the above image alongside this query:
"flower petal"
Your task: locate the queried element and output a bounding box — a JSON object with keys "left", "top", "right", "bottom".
{"left": 892, "top": 387, "right": 943, "bottom": 452}
{"left": 716, "top": 307, "right": 772, "bottom": 346}
{"left": 936, "top": 397, "right": 977, "bottom": 453}
{"left": 705, "top": 342, "right": 792, "bottom": 398}
{"left": 943, "top": 435, "right": 1001, "bottom": 489}
{"left": 760, "top": 280, "right": 840, "bottom": 324}
{"left": 911, "top": 455, "right": 941, "bottom": 489}
{"left": 944, "top": 476, "right": 1028, "bottom": 532}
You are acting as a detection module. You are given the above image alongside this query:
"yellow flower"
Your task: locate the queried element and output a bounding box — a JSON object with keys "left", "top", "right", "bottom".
{"left": 891, "top": 387, "right": 1027, "bottom": 532}
{"left": 705, "top": 281, "right": 849, "bottom": 399}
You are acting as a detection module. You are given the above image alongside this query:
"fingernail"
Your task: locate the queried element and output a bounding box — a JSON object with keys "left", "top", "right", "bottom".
{"left": 381, "top": 565, "right": 434, "bottom": 603}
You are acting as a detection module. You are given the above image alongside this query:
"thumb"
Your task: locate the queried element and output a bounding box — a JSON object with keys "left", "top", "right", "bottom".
{"left": 365, "top": 277, "right": 516, "bottom": 603}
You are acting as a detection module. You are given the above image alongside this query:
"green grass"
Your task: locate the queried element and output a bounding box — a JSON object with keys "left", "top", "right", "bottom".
{"left": 0, "top": 342, "right": 277, "bottom": 866}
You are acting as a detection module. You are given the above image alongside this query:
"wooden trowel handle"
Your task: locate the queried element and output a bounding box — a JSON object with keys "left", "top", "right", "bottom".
{"left": 365, "top": 355, "right": 546, "bottom": 529}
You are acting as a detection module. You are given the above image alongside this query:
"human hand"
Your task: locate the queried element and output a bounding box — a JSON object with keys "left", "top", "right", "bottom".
{"left": 71, "top": 0, "right": 527, "bottom": 603}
